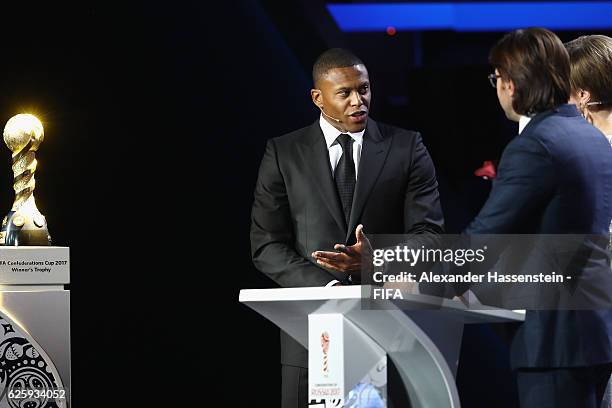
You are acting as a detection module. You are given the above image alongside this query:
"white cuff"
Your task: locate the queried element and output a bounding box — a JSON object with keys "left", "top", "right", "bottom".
{"left": 325, "top": 280, "right": 340, "bottom": 287}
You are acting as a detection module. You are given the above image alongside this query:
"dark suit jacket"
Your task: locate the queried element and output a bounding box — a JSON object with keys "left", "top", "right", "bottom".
{"left": 250, "top": 118, "right": 444, "bottom": 366}
{"left": 444, "top": 105, "right": 612, "bottom": 369}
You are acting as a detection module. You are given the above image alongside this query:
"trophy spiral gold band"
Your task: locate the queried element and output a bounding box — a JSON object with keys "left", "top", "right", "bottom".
{"left": 0, "top": 114, "right": 51, "bottom": 246}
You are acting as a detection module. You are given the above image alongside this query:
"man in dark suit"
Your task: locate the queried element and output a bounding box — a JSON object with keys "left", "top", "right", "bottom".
{"left": 419, "top": 28, "right": 612, "bottom": 408}
{"left": 250, "top": 48, "right": 444, "bottom": 408}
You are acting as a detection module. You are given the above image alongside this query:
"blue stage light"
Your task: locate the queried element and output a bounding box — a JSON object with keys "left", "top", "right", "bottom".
{"left": 327, "top": 2, "right": 612, "bottom": 32}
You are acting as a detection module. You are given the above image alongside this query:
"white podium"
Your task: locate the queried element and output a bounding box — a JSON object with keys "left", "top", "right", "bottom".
{"left": 240, "top": 285, "right": 523, "bottom": 408}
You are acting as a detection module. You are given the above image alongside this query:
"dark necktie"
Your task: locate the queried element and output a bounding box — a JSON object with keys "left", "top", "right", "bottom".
{"left": 334, "top": 134, "right": 356, "bottom": 225}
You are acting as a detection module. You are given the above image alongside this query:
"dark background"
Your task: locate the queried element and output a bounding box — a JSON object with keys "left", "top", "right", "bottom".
{"left": 0, "top": 1, "right": 608, "bottom": 406}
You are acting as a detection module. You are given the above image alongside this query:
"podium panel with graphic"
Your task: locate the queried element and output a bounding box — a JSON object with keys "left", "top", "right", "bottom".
{"left": 240, "top": 285, "right": 523, "bottom": 408}
{"left": 0, "top": 247, "right": 70, "bottom": 408}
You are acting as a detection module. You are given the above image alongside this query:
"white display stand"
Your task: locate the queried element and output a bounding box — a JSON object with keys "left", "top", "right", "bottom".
{"left": 0, "top": 247, "right": 70, "bottom": 408}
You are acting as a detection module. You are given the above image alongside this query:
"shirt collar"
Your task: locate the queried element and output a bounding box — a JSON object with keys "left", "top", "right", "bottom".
{"left": 319, "top": 114, "right": 365, "bottom": 148}
{"left": 518, "top": 115, "right": 532, "bottom": 135}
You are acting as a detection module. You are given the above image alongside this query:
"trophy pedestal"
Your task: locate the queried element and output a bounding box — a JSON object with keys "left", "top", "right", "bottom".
{"left": 0, "top": 247, "right": 70, "bottom": 408}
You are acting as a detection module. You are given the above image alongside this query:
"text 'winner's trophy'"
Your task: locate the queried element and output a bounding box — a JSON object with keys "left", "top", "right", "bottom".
{"left": 0, "top": 114, "right": 51, "bottom": 246}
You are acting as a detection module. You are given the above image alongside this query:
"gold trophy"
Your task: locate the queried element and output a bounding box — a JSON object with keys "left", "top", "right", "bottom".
{"left": 0, "top": 114, "right": 51, "bottom": 246}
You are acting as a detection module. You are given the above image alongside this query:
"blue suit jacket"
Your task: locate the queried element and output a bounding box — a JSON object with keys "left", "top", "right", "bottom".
{"left": 466, "top": 104, "right": 612, "bottom": 368}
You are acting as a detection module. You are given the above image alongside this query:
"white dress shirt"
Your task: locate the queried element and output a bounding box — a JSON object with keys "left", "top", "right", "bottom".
{"left": 319, "top": 114, "right": 364, "bottom": 177}
{"left": 319, "top": 115, "right": 365, "bottom": 287}
{"left": 519, "top": 115, "right": 532, "bottom": 135}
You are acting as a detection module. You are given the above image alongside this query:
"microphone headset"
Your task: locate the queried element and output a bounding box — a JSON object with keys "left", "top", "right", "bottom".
{"left": 320, "top": 107, "right": 347, "bottom": 133}
{"left": 320, "top": 107, "right": 341, "bottom": 123}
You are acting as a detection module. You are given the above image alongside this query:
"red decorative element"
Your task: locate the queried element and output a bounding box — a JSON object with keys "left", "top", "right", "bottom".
{"left": 474, "top": 160, "right": 497, "bottom": 180}
{"left": 386, "top": 26, "right": 397, "bottom": 36}
{"left": 321, "top": 332, "right": 330, "bottom": 377}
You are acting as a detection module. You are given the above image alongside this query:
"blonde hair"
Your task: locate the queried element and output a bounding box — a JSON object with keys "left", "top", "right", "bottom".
{"left": 565, "top": 35, "right": 612, "bottom": 106}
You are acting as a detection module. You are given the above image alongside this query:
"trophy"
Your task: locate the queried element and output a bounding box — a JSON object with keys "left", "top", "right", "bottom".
{"left": 0, "top": 114, "right": 51, "bottom": 246}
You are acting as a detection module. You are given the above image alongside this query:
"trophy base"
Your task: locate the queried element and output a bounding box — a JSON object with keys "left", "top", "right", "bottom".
{"left": 0, "top": 210, "right": 52, "bottom": 246}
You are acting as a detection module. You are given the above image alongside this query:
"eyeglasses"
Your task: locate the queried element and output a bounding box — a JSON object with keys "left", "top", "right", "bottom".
{"left": 585, "top": 101, "right": 610, "bottom": 107}
{"left": 487, "top": 73, "right": 501, "bottom": 88}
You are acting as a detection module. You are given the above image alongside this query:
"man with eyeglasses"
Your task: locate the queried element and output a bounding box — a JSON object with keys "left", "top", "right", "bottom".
{"left": 412, "top": 27, "right": 612, "bottom": 408}
{"left": 480, "top": 28, "right": 612, "bottom": 408}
